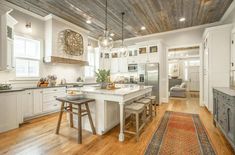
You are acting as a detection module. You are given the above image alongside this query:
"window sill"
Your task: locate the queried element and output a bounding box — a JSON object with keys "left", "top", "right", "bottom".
{"left": 11, "top": 77, "right": 40, "bottom": 82}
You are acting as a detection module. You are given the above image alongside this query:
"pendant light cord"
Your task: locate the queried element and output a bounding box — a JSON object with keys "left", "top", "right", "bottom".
{"left": 121, "top": 12, "right": 125, "bottom": 46}
{"left": 105, "top": 0, "right": 108, "bottom": 31}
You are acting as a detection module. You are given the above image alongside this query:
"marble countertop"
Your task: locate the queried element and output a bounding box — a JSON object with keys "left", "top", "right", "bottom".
{"left": 214, "top": 87, "right": 235, "bottom": 96}
{"left": 78, "top": 84, "right": 152, "bottom": 96}
{"left": 0, "top": 85, "right": 66, "bottom": 94}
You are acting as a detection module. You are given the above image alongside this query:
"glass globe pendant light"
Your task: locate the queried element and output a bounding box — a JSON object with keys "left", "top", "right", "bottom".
{"left": 98, "top": 0, "right": 113, "bottom": 50}
{"left": 119, "top": 12, "right": 128, "bottom": 57}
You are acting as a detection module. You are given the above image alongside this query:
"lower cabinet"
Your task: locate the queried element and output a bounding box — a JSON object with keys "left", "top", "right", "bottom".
{"left": 0, "top": 92, "right": 23, "bottom": 133}
{"left": 33, "top": 89, "right": 43, "bottom": 115}
{"left": 213, "top": 88, "right": 235, "bottom": 151}
{"left": 22, "top": 90, "right": 34, "bottom": 118}
{"left": 22, "top": 87, "right": 66, "bottom": 120}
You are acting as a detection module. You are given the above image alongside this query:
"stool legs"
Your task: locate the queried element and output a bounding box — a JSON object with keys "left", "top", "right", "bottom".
{"left": 77, "top": 104, "right": 82, "bottom": 144}
{"left": 56, "top": 101, "right": 65, "bottom": 134}
{"left": 69, "top": 103, "right": 74, "bottom": 128}
{"left": 85, "top": 103, "right": 96, "bottom": 135}
{"left": 136, "top": 113, "right": 140, "bottom": 141}
{"left": 149, "top": 103, "right": 153, "bottom": 120}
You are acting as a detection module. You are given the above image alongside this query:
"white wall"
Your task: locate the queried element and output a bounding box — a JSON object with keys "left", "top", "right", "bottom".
{"left": 115, "top": 28, "right": 204, "bottom": 47}
{"left": 0, "top": 9, "right": 91, "bottom": 85}
{"left": 223, "top": 6, "right": 235, "bottom": 25}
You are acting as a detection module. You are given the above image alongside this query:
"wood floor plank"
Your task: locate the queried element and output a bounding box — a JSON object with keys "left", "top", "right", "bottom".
{"left": 0, "top": 97, "right": 234, "bottom": 155}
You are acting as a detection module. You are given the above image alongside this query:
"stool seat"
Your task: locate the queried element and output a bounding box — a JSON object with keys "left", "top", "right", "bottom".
{"left": 146, "top": 96, "right": 156, "bottom": 100}
{"left": 137, "top": 98, "right": 151, "bottom": 104}
{"left": 125, "top": 103, "right": 145, "bottom": 111}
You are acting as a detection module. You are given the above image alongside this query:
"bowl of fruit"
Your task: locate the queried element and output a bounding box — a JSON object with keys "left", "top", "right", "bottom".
{"left": 66, "top": 90, "right": 84, "bottom": 100}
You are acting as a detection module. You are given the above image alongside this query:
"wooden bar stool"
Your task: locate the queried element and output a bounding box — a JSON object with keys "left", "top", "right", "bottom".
{"left": 56, "top": 97, "right": 96, "bottom": 144}
{"left": 145, "top": 96, "right": 157, "bottom": 116}
{"left": 124, "top": 102, "right": 146, "bottom": 141}
{"left": 136, "top": 98, "right": 152, "bottom": 120}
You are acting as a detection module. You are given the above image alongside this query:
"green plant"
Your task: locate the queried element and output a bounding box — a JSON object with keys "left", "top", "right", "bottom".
{"left": 95, "top": 69, "right": 110, "bottom": 83}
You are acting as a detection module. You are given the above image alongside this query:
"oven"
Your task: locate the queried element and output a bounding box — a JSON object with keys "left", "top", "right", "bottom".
{"left": 128, "top": 64, "right": 138, "bottom": 72}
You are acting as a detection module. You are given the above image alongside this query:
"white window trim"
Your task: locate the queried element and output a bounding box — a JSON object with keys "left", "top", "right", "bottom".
{"left": 14, "top": 34, "right": 43, "bottom": 80}
{"left": 85, "top": 47, "right": 100, "bottom": 79}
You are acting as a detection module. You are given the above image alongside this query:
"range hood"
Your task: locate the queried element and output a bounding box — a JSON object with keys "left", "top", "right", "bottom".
{"left": 44, "top": 14, "right": 89, "bottom": 65}
{"left": 44, "top": 56, "right": 88, "bottom": 65}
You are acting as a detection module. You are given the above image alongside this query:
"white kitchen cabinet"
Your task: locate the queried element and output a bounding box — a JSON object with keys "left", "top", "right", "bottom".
{"left": 100, "top": 58, "right": 111, "bottom": 71}
{"left": 22, "top": 90, "right": 34, "bottom": 118}
{"left": 110, "top": 58, "right": 119, "bottom": 73}
{"left": 203, "top": 24, "right": 232, "bottom": 112}
{"left": 148, "top": 52, "right": 159, "bottom": 63}
{"left": 23, "top": 87, "right": 66, "bottom": 120}
{"left": 119, "top": 57, "right": 128, "bottom": 73}
{"left": 33, "top": 89, "right": 43, "bottom": 115}
{"left": 0, "top": 7, "right": 17, "bottom": 71}
{"left": 110, "top": 57, "right": 128, "bottom": 73}
{"left": 42, "top": 87, "right": 66, "bottom": 113}
{"left": 0, "top": 92, "right": 23, "bottom": 133}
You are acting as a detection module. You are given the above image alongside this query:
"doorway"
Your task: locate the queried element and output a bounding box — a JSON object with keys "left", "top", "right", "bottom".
{"left": 167, "top": 45, "right": 201, "bottom": 103}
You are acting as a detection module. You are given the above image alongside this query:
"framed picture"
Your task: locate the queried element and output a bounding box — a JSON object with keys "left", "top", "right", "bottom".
{"left": 139, "top": 47, "right": 147, "bottom": 54}
{"left": 100, "top": 53, "right": 103, "bottom": 58}
{"left": 104, "top": 53, "right": 109, "bottom": 59}
{"left": 112, "top": 53, "right": 118, "bottom": 58}
{"left": 150, "top": 46, "right": 158, "bottom": 53}
{"left": 129, "top": 50, "right": 133, "bottom": 56}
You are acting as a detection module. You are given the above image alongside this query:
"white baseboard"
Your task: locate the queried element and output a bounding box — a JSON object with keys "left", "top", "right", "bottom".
{"left": 160, "top": 98, "right": 168, "bottom": 104}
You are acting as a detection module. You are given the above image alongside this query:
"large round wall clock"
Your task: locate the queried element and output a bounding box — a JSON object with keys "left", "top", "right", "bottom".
{"left": 58, "top": 29, "right": 84, "bottom": 56}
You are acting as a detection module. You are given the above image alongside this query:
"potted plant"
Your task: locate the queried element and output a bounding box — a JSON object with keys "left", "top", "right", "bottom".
{"left": 95, "top": 69, "right": 110, "bottom": 89}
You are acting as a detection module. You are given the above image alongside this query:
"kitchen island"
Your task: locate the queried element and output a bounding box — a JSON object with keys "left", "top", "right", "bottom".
{"left": 69, "top": 84, "right": 152, "bottom": 142}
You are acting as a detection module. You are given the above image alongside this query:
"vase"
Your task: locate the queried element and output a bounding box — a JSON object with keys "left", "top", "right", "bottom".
{"left": 100, "top": 82, "right": 107, "bottom": 89}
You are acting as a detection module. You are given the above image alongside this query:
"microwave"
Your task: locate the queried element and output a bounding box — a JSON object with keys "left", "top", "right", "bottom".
{"left": 128, "top": 64, "right": 138, "bottom": 72}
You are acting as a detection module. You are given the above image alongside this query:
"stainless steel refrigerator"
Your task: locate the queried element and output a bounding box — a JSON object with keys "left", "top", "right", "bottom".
{"left": 143, "top": 63, "right": 160, "bottom": 104}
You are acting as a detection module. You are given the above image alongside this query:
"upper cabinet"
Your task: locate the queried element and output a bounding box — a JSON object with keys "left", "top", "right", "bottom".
{"left": 100, "top": 40, "right": 163, "bottom": 73}
{"left": 44, "top": 15, "right": 89, "bottom": 65}
{"left": 0, "top": 5, "right": 17, "bottom": 71}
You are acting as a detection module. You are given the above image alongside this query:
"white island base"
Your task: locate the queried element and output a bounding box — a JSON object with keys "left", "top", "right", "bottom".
{"left": 68, "top": 85, "right": 152, "bottom": 141}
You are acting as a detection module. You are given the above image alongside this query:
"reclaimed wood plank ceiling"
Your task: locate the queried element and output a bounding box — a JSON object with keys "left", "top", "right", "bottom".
{"left": 6, "top": 0, "right": 233, "bottom": 40}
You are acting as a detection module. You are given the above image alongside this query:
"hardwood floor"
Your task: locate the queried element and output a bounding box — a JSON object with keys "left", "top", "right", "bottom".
{"left": 0, "top": 98, "right": 234, "bottom": 155}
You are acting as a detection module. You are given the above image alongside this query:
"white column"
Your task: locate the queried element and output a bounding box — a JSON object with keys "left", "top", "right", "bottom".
{"left": 119, "top": 102, "right": 125, "bottom": 142}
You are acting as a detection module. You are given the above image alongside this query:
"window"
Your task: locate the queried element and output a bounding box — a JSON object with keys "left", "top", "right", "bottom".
{"left": 14, "top": 36, "right": 40, "bottom": 78}
{"left": 85, "top": 47, "right": 100, "bottom": 78}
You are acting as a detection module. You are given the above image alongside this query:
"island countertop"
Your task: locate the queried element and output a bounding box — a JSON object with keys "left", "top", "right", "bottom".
{"left": 76, "top": 84, "right": 152, "bottom": 96}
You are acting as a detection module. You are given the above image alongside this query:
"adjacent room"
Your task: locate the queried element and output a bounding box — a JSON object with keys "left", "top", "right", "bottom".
{"left": 0, "top": 0, "right": 235, "bottom": 155}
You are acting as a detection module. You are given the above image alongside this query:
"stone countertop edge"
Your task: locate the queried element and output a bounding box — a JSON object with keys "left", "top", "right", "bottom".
{"left": 213, "top": 87, "right": 235, "bottom": 96}
{"left": 0, "top": 85, "right": 66, "bottom": 94}
{"left": 81, "top": 86, "right": 153, "bottom": 96}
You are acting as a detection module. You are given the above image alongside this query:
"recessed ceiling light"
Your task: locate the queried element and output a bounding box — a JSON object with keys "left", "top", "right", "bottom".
{"left": 86, "top": 20, "right": 92, "bottom": 24}
{"left": 179, "top": 17, "right": 186, "bottom": 22}
{"left": 141, "top": 26, "right": 146, "bottom": 30}
{"left": 110, "top": 33, "right": 115, "bottom": 37}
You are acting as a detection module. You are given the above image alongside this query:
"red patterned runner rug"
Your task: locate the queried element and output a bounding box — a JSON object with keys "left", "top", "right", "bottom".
{"left": 145, "top": 111, "right": 216, "bottom": 155}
